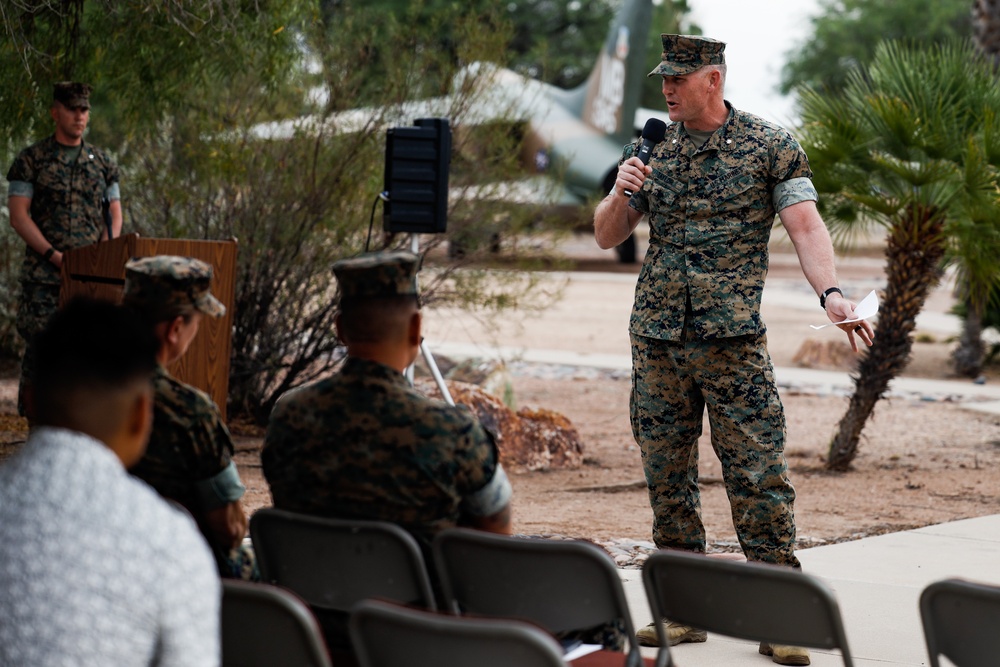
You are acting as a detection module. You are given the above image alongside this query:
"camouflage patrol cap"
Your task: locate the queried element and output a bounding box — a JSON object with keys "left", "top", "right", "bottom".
{"left": 333, "top": 251, "right": 419, "bottom": 301}
{"left": 648, "top": 34, "right": 726, "bottom": 77}
{"left": 123, "top": 256, "right": 226, "bottom": 318}
{"left": 53, "top": 82, "right": 92, "bottom": 109}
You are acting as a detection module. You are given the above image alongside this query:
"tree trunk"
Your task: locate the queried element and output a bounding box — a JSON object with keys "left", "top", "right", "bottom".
{"left": 961, "top": 0, "right": 1000, "bottom": 375}
{"left": 973, "top": 0, "right": 1000, "bottom": 62}
{"left": 952, "top": 299, "right": 985, "bottom": 377}
{"left": 827, "top": 205, "right": 947, "bottom": 470}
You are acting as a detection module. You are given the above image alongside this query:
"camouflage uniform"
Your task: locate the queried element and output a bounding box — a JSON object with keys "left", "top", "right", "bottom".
{"left": 6, "top": 83, "right": 120, "bottom": 415}
{"left": 263, "top": 355, "right": 508, "bottom": 551}
{"left": 261, "top": 252, "right": 512, "bottom": 556}
{"left": 624, "top": 82, "right": 817, "bottom": 566}
{"left": 132, "top": 367, "right": 235, "bottom": 510}
{"left": 130, "top": 365, "right": 253, "bottom": 578}
{"left": 122, "top": 256, "right": 255, "bottom": 580}
{"left": 7, "top": 135, "right": 118, "bottom": 286}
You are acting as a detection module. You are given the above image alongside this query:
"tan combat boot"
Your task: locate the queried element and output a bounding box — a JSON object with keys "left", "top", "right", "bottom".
{"left": 759, "top": 642, "right": 811, "bottom": 665}
{"left": 635, "top": 620, "right": 708, "bottom": 647}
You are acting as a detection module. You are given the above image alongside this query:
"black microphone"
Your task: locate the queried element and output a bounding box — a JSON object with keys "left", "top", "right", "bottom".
{"left": 623, "top": 118, "right": 667, "bottom": 197}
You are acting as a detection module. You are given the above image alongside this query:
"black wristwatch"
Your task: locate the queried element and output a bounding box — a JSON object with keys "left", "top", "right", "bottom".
{"left": 43, "top": 247, "right": 55, "bottom": 262}
{"left": 819, "top": 287, "right": 843, "bottom": 310}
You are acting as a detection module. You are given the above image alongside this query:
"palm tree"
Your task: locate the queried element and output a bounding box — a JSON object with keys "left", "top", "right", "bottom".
{"left": 952, "top": 0, "right": 1000, "bottom": 376}
{"left": 797, "top": 40, "right": 1000, "bottom": 471}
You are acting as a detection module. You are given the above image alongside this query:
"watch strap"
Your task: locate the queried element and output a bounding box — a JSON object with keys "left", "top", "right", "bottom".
{"left": 820, "top": 286, "right": 843, "bottom": 309}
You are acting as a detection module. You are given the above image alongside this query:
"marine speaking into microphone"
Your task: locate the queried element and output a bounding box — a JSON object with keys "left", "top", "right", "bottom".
{"left": 623, "top": 118, "right": 667, "bottom": 196}
{"left": 594, "top": 36, "right": 874, "bottom": 663}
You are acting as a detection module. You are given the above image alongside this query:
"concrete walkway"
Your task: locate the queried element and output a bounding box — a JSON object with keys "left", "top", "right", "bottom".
{"left": 619, "top": 514, "right": 1000, "bottom": 665}
{"left": 422, "top": 263, "right": 1000, "bottom": 663}
{"left": 431, "top": 338, "right": 1000, "bottom": 416}
{"left": 424, "top": 268, "right": 1000, "bottom": 416}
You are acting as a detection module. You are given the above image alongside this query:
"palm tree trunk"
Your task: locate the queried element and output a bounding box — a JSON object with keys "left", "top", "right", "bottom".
{"left": 973, "top": 0, "right": 1000, "bottom": 62}
{"left": 952, "top": 300, "right": 985, "bottom": 377}
{"left": 958, "top": 0, "right": 1000, "bottom": 375}
{"left": 827, "top": 205, "right": 947, "bottom": 470}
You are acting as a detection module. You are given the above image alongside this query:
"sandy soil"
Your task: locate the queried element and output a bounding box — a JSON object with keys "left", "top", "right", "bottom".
{"left": 490, "top": 374, "right": 1000, "bottom": 548}
{"left": 2, "top": 230, "right": 999, "bottom": 553}
{"left": 241, "top": 231, "right": 1000, "bottom": 550}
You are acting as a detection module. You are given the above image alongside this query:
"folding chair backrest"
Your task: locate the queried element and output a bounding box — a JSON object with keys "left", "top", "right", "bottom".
{"left": 250, "top": 507, "right": 436, "bottom": 613}
{"left": 221, "top": 580, "right": 331, "bottom": 667}
{"left": 920, "top": 578, "right": 1000, "bottom": 667}
{"left": 249, "top": 508, "right": 437, "bottom": 652}
{"left": 350, "top": 598, "right": 567, "bottom": 667}
{"left": 432, "top": 528, "right": 643, "bottom": 665}
{"left": 642, "top": 550, "right": 853, "bottom": 667}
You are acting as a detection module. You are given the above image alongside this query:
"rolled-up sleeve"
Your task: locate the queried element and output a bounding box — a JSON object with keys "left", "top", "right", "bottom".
{"left": 773, "top": 176, "right": 818, "bottom": 212}
{"left": 462, "top": 463, "right": 512, "bottom": 518}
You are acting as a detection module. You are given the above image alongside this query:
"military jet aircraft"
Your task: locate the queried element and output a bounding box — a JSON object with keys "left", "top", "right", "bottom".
{"left": 251, "top": 0, "right": 658, "bottom": 262}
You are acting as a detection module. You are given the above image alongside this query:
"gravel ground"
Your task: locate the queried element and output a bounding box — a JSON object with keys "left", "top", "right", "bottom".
{"left": 2, "top": 233, "right": 999, "bottom": 567}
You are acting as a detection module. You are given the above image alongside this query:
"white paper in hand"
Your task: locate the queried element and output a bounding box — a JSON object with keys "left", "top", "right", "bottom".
{"left": 810, "top": 290, "right": 879, "bottom": 330}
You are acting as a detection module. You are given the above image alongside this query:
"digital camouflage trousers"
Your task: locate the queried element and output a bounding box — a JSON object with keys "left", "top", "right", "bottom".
{"left": 630, "top": 331, "right": 800, "bottom": 568}
{"left": 16, "top": 282, "right": 61, "bottom": 417}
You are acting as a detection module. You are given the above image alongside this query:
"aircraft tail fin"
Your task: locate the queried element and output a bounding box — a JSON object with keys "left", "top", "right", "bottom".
{"left": 568, "top": 0, "right": 653, "bottom": 145}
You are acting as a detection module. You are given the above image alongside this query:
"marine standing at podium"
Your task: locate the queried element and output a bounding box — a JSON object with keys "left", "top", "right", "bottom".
{"left": 6, "top": 82, "right": 122, "bottom": 416}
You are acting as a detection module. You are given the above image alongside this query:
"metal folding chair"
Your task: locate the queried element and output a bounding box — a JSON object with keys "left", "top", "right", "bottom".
{"left": 221, "top": 580, "right": 331, "bottom": 667}
{"left": 350, "top": 598, "right": 566, "bottom": 667}
{"left": 920, "top": 577, "right": 1000, "bottom": 667}
{"left": 432, "top": 527, "right": 643, "bottom": 667}
{"left": 642, "top": 550, "right": 853, "bottom": 667}
{"left": 249, "top": 508, "right": 436, "bottom": 651}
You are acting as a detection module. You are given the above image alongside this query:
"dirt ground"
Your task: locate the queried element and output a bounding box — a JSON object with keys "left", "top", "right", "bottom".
{"left": 2, "top": 231, "right": 999, "bottom": 553}
{"left": 240, "top": 232, "right": 1000, "bottom": 551}
{"left": 230, "top": 372, "right": 1000, "bottom": 552}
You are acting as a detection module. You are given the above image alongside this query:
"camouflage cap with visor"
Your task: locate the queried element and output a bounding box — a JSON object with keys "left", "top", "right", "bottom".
{"left": 333, "top": 251, "right": 420, "bottom": 301}
{"left": 123, "top": 255, "right": 226, "bottom": 319}
{"left": 53, "top": 81, "right": 92, "bottom": 109}
{"left": 648, "top": 34, "right": 726, "bottom": 77}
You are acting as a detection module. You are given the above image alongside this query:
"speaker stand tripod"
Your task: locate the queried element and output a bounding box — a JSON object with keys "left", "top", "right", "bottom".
{"left": 404, "top": 234, "right": 455, "bottom": 406}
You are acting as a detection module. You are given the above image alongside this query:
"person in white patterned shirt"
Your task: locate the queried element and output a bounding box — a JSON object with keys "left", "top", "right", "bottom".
{"left": 0, "top": 297, "right": 221, "bottom": 667}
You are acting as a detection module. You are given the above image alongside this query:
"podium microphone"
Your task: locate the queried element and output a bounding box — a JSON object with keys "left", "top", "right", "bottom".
{"left": 623, "top": 118, "right": 667, "bottom": 197}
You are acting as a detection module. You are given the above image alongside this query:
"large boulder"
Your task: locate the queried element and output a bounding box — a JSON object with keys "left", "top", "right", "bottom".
{"left": 792, "top": 339, "right": 857, "bottom": 371}
{"left": 413, "top": 377, "right": 583, "bottom": 472}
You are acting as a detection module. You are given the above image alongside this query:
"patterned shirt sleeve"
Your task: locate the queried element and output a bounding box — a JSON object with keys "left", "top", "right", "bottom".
{"left": 157, "top": 513, "right": 221, "bottom": 666}
{"left": 462, "top": 463, "right": 512, "bottom": 517}
{"left": 773, "top": 176, "right": 818, "bottom": 211}
{"left": 161, "top": 374, "right": 235, "bottom": 479}
{"left": 136, "top": 371, "right": 239, "bottom": 511}
{"left": 7, "top": 180, "right": 32, "bottom": 198}
{"left": 768, "top": 130, "right": 815, "bottom": 209}
{"left": 196, "top": 460, "right": 246, "bottom": 508}
{"left": 6, "top": 149, "right": 34, "bottom": 185}
{"left": 453, "top": 414, "right": 511, "bottom": 517}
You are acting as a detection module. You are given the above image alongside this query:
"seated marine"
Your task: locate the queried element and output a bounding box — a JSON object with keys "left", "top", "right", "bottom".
{"left": 262, "top": 251, "right": 513, "bottom": 551}
{"left": 123, "top": 255, "right": 255, "bottom": 580}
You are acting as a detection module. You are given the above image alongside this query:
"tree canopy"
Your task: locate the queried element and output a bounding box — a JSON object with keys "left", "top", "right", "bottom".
{"left": 0, "top": 0, "right": 574, "bottom": 420}
{"left": 0, "top": 1, "right": 306, "bottom": 140}
{"left": 780, "top": 0, "right": 972, "bottom": 97}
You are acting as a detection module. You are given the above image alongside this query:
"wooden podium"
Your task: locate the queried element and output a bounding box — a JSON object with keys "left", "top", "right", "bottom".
{"left": 60, "top": 234, "right": 238, "bottom": 420}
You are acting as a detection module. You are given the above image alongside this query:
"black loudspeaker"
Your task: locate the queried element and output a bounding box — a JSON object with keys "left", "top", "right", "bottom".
{"left": 383, "top": 117, "right": 451, "bottom": 234}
